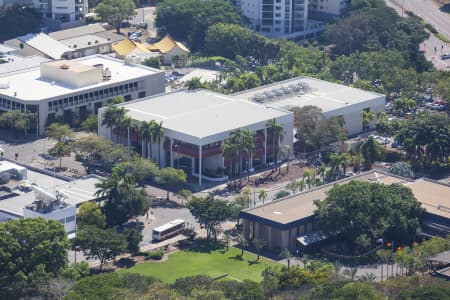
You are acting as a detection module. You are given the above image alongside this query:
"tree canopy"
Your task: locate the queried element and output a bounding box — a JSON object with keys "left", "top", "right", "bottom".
{"left": 95, "top": 0, "right": 136, "bottom": 33}
{"left": 187, "top": 195, "right": 235, "bottom": 240}
{"left": 315, "top": 181, "right": 424, "bottom": 253}
{"left": 0, "top": 5, "right": 41, "bottom": 41}
{"left": 291, "top": 105, "right": 347, "bottom": 152}
{"left": 95, "top": 165, "right": 151, "bottom": 226}
{"left": 72, "top": 225, "right": 127, "bottom": 270}
{"left": 0, "top": 218, "right": 69, "bottom": 297}
{"left": 155, "top": 0, "right": 241, "bottom": 51}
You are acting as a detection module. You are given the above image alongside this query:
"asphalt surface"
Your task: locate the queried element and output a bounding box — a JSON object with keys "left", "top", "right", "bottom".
{"left": 386, "top": 0, "right": 450, "bottom": 70}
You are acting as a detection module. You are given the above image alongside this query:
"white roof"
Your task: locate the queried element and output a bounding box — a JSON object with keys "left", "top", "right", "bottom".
{"left": 121, "top": 89, "right": 292, "bottom": 141}
{"left": 17, "top": 33, "right": 72, "bottom": 59}
{"left": 0, "top": 174, "right": 102, "bottom": 216}
{"left": 233, "top": 77, "right": 385, "bottom": 113}
{"left": 49, "top": 23, "right": 106, "bottom": 41}
{"left": 0, "top": 44, "right": 17, "bottom": 54}
{"left": 60, "top": 35, "right": 109, "bottom": 50}
{"left": 0, "top": 161, "right": 26, "bottom": 173}
{"left": 0, "top": 55, "right": 50, "bottom": 75}
{"left": 0, "top": 55, "right": 160, "bottom": 101}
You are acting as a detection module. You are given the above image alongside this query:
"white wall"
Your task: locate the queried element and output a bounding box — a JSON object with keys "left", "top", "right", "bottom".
{"left": 23, "top": 205, "right": 77, "bottom": 233}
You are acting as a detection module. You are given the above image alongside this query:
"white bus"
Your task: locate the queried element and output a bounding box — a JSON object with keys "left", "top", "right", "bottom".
{"left": 152, "top": 219, "right": 186, "bottom": 241}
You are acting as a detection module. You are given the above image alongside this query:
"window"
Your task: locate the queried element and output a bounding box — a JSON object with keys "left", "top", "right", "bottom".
{"left": 66, "top": 215, "right": 75, "bottom": 223}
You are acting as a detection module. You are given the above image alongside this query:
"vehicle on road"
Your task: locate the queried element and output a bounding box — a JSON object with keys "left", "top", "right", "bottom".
{"left": 152, "top": 219, "right": 186, "bottom": 241}
{"left": 442, "top": 53, "right": 450, "bottom": 60}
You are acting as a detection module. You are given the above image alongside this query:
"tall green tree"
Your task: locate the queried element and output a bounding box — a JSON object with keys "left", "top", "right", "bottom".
{"left": 361, "top": 136, "right": 381, "bottom": 169}
{"left": 48, "top": 142, "right": 71, "bottom": 169}
{"left": 155, "top": 0, "right": 240, "bottom": 51}
{"left": 45, "top": 123, "right": 74, "bottom": 142}
{"left": 314, "top": 181, "right": 424, "bottom": 254}
{"left": 77, "top": 202, "right": 106, "bottom": 228}
{"left": 0, "top": 218, "right": 69, "bottom": 298}
{"left": 95, "top": 166, "right": 151, "bottom": 226}
{"left": 266, "top": 118, "right": 284, "bottom": 165}
{"left": 72, "top": 226, "right": 127, "bottom": 270}
{"left": 101, "top": 104, "right": 127, "bottom": 143}
{"left": 95, "top": 0, "right": 136, "bottom": 33}
{"left": 187, "top": 195, "right": 234, "bottom": 240}
{"left": 159, "top": 167, "right": 187, "bottom": 200}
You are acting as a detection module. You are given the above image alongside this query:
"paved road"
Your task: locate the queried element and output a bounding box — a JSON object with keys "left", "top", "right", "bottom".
{"left": 385, "top": 0, "right": 450, "bottom": 70}
{"left": 387, "top": 0, "right": 450, "bottom": 39}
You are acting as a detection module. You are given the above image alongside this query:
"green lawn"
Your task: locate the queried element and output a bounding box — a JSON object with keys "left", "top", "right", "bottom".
{"left": 121, "top": 247, "right": 280, "bottom": 283}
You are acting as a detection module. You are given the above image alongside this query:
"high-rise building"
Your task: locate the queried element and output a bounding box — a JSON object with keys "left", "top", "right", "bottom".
{"left": 1, "top": 0, "right": 88, "bottom": 25}
{"left": 308, "top": 0, "right": 348, "bottom": 21}
{"left": 240, "top": 0, "right": 309, "bottom": 37}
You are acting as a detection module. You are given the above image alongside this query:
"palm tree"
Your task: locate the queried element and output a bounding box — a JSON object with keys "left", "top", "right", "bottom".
{"left": 140, "top": 121, "right": 153, "bottom": 159}
{"left": 222, "top": 141, "right": 238, "bottom": 178}
{"left": 266, "top": 118, "right": 285, "bottom": 166}
{"left": 303, "top": 167, "right": 313, "bottom": 189}
{"left": 223, "top": 233, "right": 231, "bottom": 251}
{"left": 229, "top": 129, "right": 247, "bottom": 181}
{"left": 279, "top": 248, "right": 293, "bottom": 269}
{"left": 286, "top": 180, "right": 298, "bottom": 195}
{"left": 236, "top": 233, "right": 248, "bottom": 257}
{"left": 258, "top": 189, "right": 268, "bottom": 204}
{"left": 151, "top": 121, "right": 164, "bottom": 166}
{"left": 253, "top": 238, "right": 266, "bottom": 261}
{"left": 361, "top": 110, "right": 375, "bottom": 132}
{"left": 316, "top": 163, "right": 327, "bottom": 184}
{"left": 279, "top": 144, "right": 291, "bottom": 172}
{"left": 101, "top": 105, "right": 127, "bottom": 143}
{"left": 298, "top": 179, "right": 305, "bottom": 192}
{"left": 339, "top": 153, "right": 350, "bottom": 175}
{"left": 358, "top": 273, "right": 377, "bottom": 283}
{"left": 122, "top": 116, "right": 132, "bottom": 152}
{"left": 343, "top": 268, "right": 358, "bottom": 280}
{"left": 242, "top": 129, "right": 255, "bottom": 177}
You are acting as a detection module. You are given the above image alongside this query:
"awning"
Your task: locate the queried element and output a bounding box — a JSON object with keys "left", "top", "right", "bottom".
{"left": 297, "top": 231, "right": 328, "bottom": 246}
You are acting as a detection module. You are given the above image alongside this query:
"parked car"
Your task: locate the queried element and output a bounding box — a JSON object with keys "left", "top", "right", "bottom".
{"left": 172, "top": 71, "right": 184, "bottom": 77}
{"left": 442, "top": 53, "right": 450, "bottom": 60}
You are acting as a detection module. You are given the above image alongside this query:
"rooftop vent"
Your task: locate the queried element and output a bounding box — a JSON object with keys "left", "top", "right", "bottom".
{"left": 73, "top": 44, "right": 77, "bottom": 48}
{"left": 95, "top": 40, "right": 98, "bottom": 44}
{"left": 88, "top": 41, "right": 91, "bottom": 45}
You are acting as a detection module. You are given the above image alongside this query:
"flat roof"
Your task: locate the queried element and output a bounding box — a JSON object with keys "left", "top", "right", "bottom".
{"left": 242, "top": 171, "right": 405, "bottom": 226}
{"left": 0, "top": 174, "right": 102, "bottom": 216}
{"left": 0, "top": 55, "right": 161, "bottom": 101}
{"left": 59, "top": 35, "right": 110, "bottom": 50}
{"left": 242, "top": 171, "right": 450, "bottom": 226}
{"left": 0, "top": 44, "right": 16, "bottom": 53}
{"left": 49, "top": 23, "right": 106, "bottom": 41}
{"left": 121, "top": 89, "right": 292, "bottom": 141}
{"left": 232, "top": 77, "right": 384, "bottom": 113}
{"left": 405, "top": 179, "right": 450, "bottom": 219}
{"left": 0, "top": 55, "right": 50, "bottom": 74}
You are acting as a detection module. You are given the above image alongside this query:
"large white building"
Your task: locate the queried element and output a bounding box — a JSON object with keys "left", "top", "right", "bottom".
{"left": 0, "top": 55, "right": 165, "bottom": 134}
{"left": 239, "top": 0, "right": 347, "bottom": 38}
{"left": 232, "top": 77, "right": 385, "bottom": 136}
{"left": 98, "top": 89, "right": 294, "bottom": 185}
{"left": 240, "top": 0, "right": 309, "bottom": 37}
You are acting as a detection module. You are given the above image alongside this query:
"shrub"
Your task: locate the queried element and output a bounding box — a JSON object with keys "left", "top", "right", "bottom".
{"left": 146, "top": 250, "right": 164, "bottom": 260}
{"left": 274, "top": 190, "right": 290, "bottom": 200}
{"left": 424, "top": 23, "right": 438, "bottom": 34}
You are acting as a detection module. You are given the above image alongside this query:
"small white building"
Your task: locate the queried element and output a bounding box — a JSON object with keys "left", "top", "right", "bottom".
{"left": 0, "top": 55, "right": 165, "bottom": 134}
{"left": 232, "top": 76, "right": 385, "bottom": 136}
{"left": 98, "top": 89, "right": 294, "bottom": 186}
{"left": 0, "top": 169, "right": 102, "bottom": 233}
